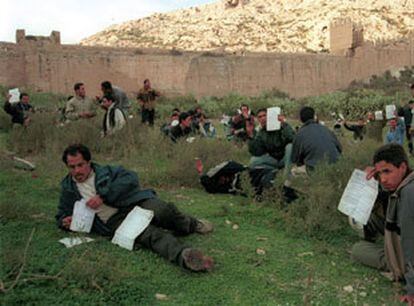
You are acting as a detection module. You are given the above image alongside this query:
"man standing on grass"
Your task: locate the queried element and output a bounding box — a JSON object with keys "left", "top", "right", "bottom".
{"left": 64, "top": 83, "right": 96, "bottom": 122}
{"left": 351, "top": 144, "right": 414, "bottom": 304}
{"left": 56, "top": 144, "right": 214, "bottom": 272}
{"left": 137, "top": 79, "right": 161, "bottom": 126}
{"left": 402, "top": 84, "right": 414, "bottom": 155}
{"left": 3, "top": 92, "right": 34, "bottom": 127}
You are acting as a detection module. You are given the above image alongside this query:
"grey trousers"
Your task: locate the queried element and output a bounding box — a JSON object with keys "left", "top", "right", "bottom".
{"left": 108, "top": 198, "right": 198, "bottom": 267}
{"left": 351, "top": 212, "right": 388, "bottom": 271}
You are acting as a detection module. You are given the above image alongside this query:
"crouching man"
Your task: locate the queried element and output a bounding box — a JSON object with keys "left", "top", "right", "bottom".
{"left": 351, "top": 144, "right": 414, "bottom": 303}
{"left": 56, "top": 144, "right": 214, "bottom": 272}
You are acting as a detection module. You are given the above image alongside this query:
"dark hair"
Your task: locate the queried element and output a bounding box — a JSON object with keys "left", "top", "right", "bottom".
{"left": 20, "top": 93, "right": 29, "bottom": 99}
{"left": 373, "top": 144, "right": 408, "bottom": 168}
{"left": 172, "top": 108, "right": 180, "bottom": 113}
{"left": 300, "top": 106, "right": 315, "bottom": 123}
{"left": 101, "top": 81, "right": 112, "bottom": 91}
{"left": 179, "top": 112, "right": 191, "bottom": 123}
{"left": 144, "top": 79, "right": 150, "bottom": 84}
{"left": 74, "top": 82, "right": 84, "bottom": 91}
{"left": 410, "top": 83, "right": 414, "bottom": 90}
{"left": 62, "top": 144, "right": 91, "bottom": 165}
{"left": 240, "top": 104, "right": 249, "bottom": 110}
{"left": 256, "top": 108, "right": 267, "bottom": 115}
{"left": 102, "top": 94, "right": 115, "bottom": 103}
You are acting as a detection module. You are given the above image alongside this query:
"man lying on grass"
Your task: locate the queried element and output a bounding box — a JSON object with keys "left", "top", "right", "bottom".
{"left": 56, "top": 144, "right": 214, "bottom": 272}
{"left": 351, "top": 144, "right": 414, "bottom": 304}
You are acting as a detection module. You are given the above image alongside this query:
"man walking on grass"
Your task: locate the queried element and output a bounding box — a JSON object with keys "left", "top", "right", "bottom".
{"left": 56, "top": 144, "right": 214, "bottom": 272}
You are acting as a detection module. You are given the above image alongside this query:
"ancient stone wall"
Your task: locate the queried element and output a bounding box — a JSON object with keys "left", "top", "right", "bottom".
{"left": 0, "top": 30, "right": 413, "bottom": 99}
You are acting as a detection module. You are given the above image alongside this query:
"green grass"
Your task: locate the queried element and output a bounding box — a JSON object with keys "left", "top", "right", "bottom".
{"left": 0, "top": 139, "right": 403, "bottom": 305}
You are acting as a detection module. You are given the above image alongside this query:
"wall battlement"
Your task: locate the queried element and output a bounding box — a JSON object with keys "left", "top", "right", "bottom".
{"left": 0, "top": 28, "right": 413, "bottom": 99}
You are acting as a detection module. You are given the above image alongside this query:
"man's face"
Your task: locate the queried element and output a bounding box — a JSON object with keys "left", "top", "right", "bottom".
{"left": 144, "top": 80, "right": 151, "bottom": 90}
{"left": 101, "top": 98, "right": 112, "bottom": 109}
{"left": 389, "top": 119, "right": 397, "bottom": 129}
{"left": 181, "top": 116, "right": 192, "bottom": 128}
{"left": 241, "top": 106, "right": 249, "bottom": 116}
{"left": 374, "top": 160, "right": 407, "bottom": 191}
{"left": 21, "top": 95, "right": 29, "bottom": 104}
{"left": 76, "top": 85, "right": 86, "bottom": 98}
{"left": 66, "top": 153, "right": 92, "bottom": 183}
{"left": 257, "top": 111, "right": 267, "bottom": 128}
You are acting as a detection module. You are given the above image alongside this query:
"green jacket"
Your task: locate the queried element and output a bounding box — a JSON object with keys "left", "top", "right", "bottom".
{"left": 56, "top": 163, "right": 156, "bottom": 235}
{"left": 248, "top": 123, "right": 295, "bottom": 160}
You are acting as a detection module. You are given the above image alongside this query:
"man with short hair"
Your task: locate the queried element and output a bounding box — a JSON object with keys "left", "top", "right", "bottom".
{"left": 56, "top": 144, "right": 214, "bottom": 272}
{"left": 402, "top": 84, "right": 414, "bottom": 154}
{"left": 101, "top": 81, "right": 130, "bottom": 115}
{"left": 100, "top": 94, "right": 126, "bottom": 136}
{"left": 137, "top": 79, "right": 161, "bottom": 126}
{"left": 230, "top": 104, "right": 255, "bottom": 141}
{"left": 3, "top": 92, "right": 34, "bottom": 126}
{"left": 64, "top": 82, "right": 96, "bottom": 121}
{"left": 169, "top": 112, "right": 193, "bottom": 142}
{"left": 351, "top": 144, "right": 414, "bottom": 303}
{"left": 385, "top": 117, "right": 405, "bottom": 145}
{"left": 291, "top": 106, "right": 342, "bottom": 171}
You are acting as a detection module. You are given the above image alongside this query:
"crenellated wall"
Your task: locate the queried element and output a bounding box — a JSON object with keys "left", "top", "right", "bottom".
{"left": 0, "top": 28, "right": 413, "bottom": 99}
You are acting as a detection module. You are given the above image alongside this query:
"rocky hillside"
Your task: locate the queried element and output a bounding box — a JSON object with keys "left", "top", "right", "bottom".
{"left": 81, "top": 0, "right": 414, "bottom": 53}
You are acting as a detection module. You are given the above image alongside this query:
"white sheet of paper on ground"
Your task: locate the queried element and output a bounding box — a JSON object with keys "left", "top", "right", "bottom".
{"left": 385, "top": 105, "right": 396, "bottom": 120}
{"left": 111, "top": 206, "right": 154, "bottom": 251}
{"left": 338, "top": 113, "right": 345, "bottom": 120}
{"left": 338, "top": 169, "right": 378, "bottom": 225}
{"left": 375, "top": 111, "right": 384, "bottom": 121}
{"left": 266, "top": 107, "right": 281, "bottom": 131}
{"left": 59, "top": 237, "right": 94, "bottom": 248}
{"left": 70, "top": 199, "right": 96, "bottom": 233}
{"left": 8, "top": 88, "right": 20, "bottom": 103}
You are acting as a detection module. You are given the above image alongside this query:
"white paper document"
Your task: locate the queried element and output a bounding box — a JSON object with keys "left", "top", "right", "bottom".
{"left": 266, "top": 107, "right": 281, "bottom": 131}
{"left": 338, "top": 169, "right": 378, "bottom": 225}
{"left": 385, "top": 105, "right": 396, "bottom": 120}
{"left": 8, "top": 88, "right": 20, "bottom": 103}
{"left": 70, "top": 199, "right": 96, "bottom": 233}
{"left": 374, "top": 111, "right": 384, "bottom": 121}
{"left": 111, "top": 206, "right": 154, "bottom": 251}
{"left": 59, "top": 237, "right": 94, "bottom": 248}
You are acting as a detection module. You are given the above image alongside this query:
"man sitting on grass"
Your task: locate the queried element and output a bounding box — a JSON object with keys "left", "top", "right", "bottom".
{"left": 100, "top": 94, "right": 126, "bottom": 137}
{"left": 56, "top": 144, "right": 214, "bottom": 272}
{"left": 351, "top": 144, "right": 414, "bottom": 303}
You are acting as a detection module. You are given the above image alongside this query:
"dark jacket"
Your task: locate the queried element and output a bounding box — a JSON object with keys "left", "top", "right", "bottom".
{"left": 291, "top": 120, "right": 342, "bottom": 169}
{"left": 3, "top": 101, "right": 34, "bottom": 124}
{"left": 169, "top": 125, "right": 192, "bottom": 142}
{"left": 56, "top": 163, "right": 156, "bottom": 236}
{"left": 248, "top": 122, "right": 295, "bottom": 160}
{"left": 344, "top": 123, "right": 366, "bottom": 140}
{"left": 402, "top": 102, "right": 414, "bottom": 127}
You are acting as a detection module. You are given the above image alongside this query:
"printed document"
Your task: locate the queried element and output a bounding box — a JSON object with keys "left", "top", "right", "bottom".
{"left": 112, "top": 206, "right": 154, "bottom": 250}
{"left": 70, "top": 199, "right": 96, "bottom": 233}
{"left": 8, "top": 88, "right": 20, "bottom": 103}
{"left": 338, "top": 169, "right": 378, "bottom": 225}
{"left": 266, "top": 107, "right": 281, "bottom": 131}
{"left": 385, "top": 105, "right": 396, "bottom": 120}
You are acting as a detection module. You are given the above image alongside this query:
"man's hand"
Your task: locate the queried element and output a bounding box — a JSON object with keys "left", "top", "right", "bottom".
{"left": 365, "top": 166, "right": 377, "bottom": 180}
{"left": 86, "top": 195, "right": 103, "bottom": 210}
{"left": 278, "top": 115, "right": 286, "bottom": 123}
{"left": 195, "top": 158, "right": 204, "bottom": 175}
{"left": 400, "top": 294, "right": 414, "bottom": 305}
{"left": 62, "top": 216, "right": 72, "bottom": 229}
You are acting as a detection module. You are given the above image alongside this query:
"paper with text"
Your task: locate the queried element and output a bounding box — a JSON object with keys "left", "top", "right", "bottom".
{"left": 374, "top": 111, "right": 384, "bottom": 121}
{"left": 385, "top": 105, "right": 396, "bottom": 120}
{"left": 8, "top": 88, "right": 20, "bottom": 103}
{"left": 266, "top": 107, "right": 281, "bottom": 131}
{"left": 338, "top": 169, "right": 378, "bottom": 225}
{"left": 111, "top": 206, "right": 154, "bottom": 250}
{"left": 70, "top": 199, "right": 96, "bottom": 233}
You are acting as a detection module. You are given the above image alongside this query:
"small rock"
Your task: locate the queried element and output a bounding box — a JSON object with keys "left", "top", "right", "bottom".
{"left": 343, "top": 285, "right": 353, "bottom": 293}
{"left": 256, "top": 248, "right": 266, "bottom": 255}
{"left": 232, "top": 224, "right": 239, "bottom": 230}
{"left": 359, "top": 292, "right": 367, "bottom": 297}
{"left": 225, "top": 220, "right": 232, "bottom": 225}
{"left": 155, "top": 293, "right": 168, "bottom": 301}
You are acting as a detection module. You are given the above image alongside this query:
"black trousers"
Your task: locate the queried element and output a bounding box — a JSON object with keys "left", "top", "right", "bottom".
{"left": 141, "top": 109, "right": 155, "bottom": 126}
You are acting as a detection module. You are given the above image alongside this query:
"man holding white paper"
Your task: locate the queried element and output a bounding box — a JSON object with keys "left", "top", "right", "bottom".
{"left": 3, "top": 92, "right": 34, "bottom": 126}
{"left": 351, "top": 144, "right": 414, "bottom": 303}
{"left": 56, "top": 144, "right": 214, "bottom": 272}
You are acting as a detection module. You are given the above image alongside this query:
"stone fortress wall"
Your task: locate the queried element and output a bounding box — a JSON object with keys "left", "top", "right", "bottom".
{"left": 0, "top": 20, "right": 413, "bottom": 99}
